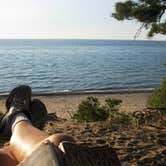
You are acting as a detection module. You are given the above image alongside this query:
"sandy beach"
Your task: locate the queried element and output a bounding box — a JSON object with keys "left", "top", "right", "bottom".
{"left": 0, "top": 91, "right": 151, "bottom": 119}
{"left": 0, "top": 91, "right": 166, "bottom": 165}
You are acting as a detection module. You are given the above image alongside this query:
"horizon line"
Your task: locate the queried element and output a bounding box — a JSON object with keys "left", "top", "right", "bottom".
{"left": 0, "top": 38, "right": 165, "bottom": 42}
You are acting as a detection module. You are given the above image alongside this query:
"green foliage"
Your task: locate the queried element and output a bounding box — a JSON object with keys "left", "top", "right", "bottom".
{"left": 122, "top": 112, "right": 136, "bottom": 124}
{"left": 72, "top": 97, "right": 109, "bottom": 122}
{"left": 114, "top": 111, "right": 136, "bottom": 125}
{"left": 105, "top": 98, "right": 136, "bottom": 124}
{"left": 73, "top": 96, "right": 136, "bottom": 125}
{"left": 105, "top": 98, "right": 122, "bottom": 111}
{"left": 112, "top": 0, "right": 166, "bottom": 37}
{"left": 112, "top": 1, "right": 136, "bottom": 20}
{"left": 147, "top": 77, "right": 166, "bottom": 109}
{"left": 148, "top": 23, "right": 166, "bottom": 37}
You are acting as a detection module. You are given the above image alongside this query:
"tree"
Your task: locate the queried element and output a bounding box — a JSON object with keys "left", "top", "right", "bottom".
{"left": 112, "top": 0, "right": 166, "bottom": 38}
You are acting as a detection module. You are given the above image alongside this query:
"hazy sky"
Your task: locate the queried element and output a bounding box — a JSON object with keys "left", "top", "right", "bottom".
{"left": 0, "top": 0, "right": 165, "bottom": 40}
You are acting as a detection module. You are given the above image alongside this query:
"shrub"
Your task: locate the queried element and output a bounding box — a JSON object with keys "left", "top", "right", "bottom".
{"left": 147, "top": 77, "right": 166, "bottom": 109}
{"left": 116, "top": 112, "right": 136, "bottom": 125}
{"left": 73, "top": 96, "right": 136, "bottom": 125}
{"left": 105, "top": 98, "right": 122, "bottom": 112}
{"left": 72, "top": 97, "right": 109, "bottom": 122}
{"left": 105, "top": 98, "right": 136, "bottom": 124}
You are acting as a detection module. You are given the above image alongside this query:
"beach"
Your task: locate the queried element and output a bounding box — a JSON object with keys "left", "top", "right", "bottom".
{"left": 0, "top": 1, "right": 165, "bottom": 165}
{"left": 0, "top": 91, "right": 151, "bottom": 119}
{"left": 0, "top": 91, "right": 166, "bottom": 165}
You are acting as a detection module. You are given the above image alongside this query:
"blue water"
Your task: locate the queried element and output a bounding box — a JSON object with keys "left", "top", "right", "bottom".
{"left": 0, "top": 39, "right": 166, "bottom": 93}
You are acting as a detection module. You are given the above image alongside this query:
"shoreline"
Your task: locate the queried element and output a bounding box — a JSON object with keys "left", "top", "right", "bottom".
{"left": 0, "top": 90, "right": 152, "bottom": 119}
{"left": 0, "top": 88, "right": 154, "bottom": 98}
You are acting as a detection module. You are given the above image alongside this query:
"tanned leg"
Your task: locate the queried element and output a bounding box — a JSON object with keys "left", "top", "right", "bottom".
{"left": 0, "top": 146, "right": 18, "bottom": 166}
{"left": 9, "top": 121, "right": 75, "bottom": 162}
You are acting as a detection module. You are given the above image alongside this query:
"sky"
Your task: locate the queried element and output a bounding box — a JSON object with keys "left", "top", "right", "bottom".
{"left": 0, "top": 0, "right": 165, "bottom": 40}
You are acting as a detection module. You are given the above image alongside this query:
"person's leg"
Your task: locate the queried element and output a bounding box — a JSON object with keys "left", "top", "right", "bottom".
{"left": 9, "top": 118, "right": 122, "bottom": 166}
{"left": 0, "top": 146, "right": 18, "bottom": 166}
{"left": 10, "top": 120, "right": 75, "bottom": 162}
{"left": 0, "top": 85, "right": 74, "bottom": 164}
{"left": 1, "top": 85, "right": 121, "bottom": 165}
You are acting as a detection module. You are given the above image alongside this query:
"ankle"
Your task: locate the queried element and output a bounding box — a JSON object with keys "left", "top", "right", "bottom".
{"left": 11, "top": 113, "right": 31, "bottom": 133}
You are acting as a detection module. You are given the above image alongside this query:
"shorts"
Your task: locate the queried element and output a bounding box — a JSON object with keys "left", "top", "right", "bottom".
{"left": 18, "top": 140, "right": 121, "bottom": 166}
{"left": 18, "top": 140, "right": 64, "bottom": 166}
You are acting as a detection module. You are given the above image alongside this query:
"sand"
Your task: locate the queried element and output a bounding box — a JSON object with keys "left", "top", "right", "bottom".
{"left": 45, "top": 115, "right": 166, "bottom": 166}
{"left": 0, "top": 91, "right": 166, "bottom": 165}
{"left": 38, "top": 92, "right": 151, "bottom": 119}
